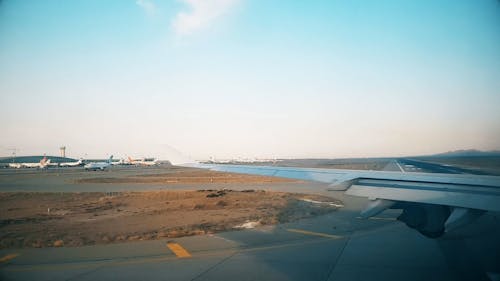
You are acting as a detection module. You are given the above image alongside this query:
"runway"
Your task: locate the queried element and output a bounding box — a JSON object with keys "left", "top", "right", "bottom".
{"left": 1, "top": 160, "right": 499, "bottom": 281}
{"left": 397, "top": 158, "right": 490, "bottom": 175}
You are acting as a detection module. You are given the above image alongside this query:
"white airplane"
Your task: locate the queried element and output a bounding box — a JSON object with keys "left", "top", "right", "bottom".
{"left": 127, "top": 156, "right": 159, "bottom": 166}
{"left": 8, "top": 163, "right": 22, "bottom": 169}
{"left": 59, "top": 158, "right": 83, "bottom": 167}
{"left": 111, "top": 158, "right": 127, "bottom": 165}
{"left": 9, "top": 156, "right": 51, "bottom": 169}
{"left": 84, "top": 156, "right": 113, "bottom": 171}
{"left": 182, "top": 162, "right": 500, "bottom": 238}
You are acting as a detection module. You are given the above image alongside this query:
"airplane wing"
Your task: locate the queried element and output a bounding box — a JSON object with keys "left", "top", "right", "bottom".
{"left": 184, "top": 163, "right": 500, "bottom": 238}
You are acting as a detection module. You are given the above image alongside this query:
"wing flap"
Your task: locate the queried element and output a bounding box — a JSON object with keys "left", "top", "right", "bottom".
{"left": 345, "top": 181, "right": 500, "bottom": 212}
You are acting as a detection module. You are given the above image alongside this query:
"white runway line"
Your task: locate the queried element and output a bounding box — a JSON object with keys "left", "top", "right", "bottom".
{"left": 395, "top": 160, "right": 406, "bottom": 173}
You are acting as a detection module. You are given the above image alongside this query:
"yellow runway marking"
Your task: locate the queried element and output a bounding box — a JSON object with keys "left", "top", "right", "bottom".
{"left": 166, "top": 243, "right": 191, "bottom": 258}
{"left": 0, "top": 253, "right": 19, "bottom": 263}
{"left": 5, "top": 238, "right": 342, "bottom": 272}
{"left": 287, "top": 229, "right": 342, "bottom": 239}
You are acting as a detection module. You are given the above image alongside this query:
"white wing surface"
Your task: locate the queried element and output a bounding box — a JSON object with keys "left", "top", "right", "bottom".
{"left": 185, "top": 163, "right": 500, "bottom": 237}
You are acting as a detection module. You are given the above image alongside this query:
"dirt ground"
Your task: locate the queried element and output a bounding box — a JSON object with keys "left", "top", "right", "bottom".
{"left": 0, "top": 190, "right": 342, "bottom": 249}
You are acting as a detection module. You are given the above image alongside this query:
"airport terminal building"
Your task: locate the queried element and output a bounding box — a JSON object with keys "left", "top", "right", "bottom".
{"left": 0, "top": 156, "right": 78, "bottom": 167}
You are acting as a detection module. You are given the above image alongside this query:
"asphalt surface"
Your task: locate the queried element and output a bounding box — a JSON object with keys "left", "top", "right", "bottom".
{"left": 1, "top": 161, "right": 499, "bottom": 281}
{"left": 397, "top": 158, "right": 490, "bottom": 175}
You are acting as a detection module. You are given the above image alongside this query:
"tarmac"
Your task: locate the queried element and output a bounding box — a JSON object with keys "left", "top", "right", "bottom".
{"left": 1, "top": 160, "right": 499, "bottom": 281}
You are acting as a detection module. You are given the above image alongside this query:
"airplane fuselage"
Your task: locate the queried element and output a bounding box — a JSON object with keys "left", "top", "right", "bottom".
{"left": 60, "top": 160, "right": 83, "bottom": 167}
{"left": 8, "top": 158, "right": 51, "bottom": 169}
{"left": 84, "top": 163, "right": 110, "bottom": 171}
{"left": 84, "top": 156, "right": 113, "bottom": 171}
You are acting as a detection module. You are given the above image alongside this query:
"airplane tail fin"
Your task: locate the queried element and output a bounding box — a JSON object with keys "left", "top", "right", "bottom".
{"left": 40, "top": 157, "right": 50, "bottom": 166}
{"left": 108, "top": 155, "right": 114, "bottom": 164}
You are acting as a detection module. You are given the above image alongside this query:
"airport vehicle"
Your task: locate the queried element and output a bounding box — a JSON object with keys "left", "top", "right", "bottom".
{"left": 187, "top": 163, "right": 500, "bottom": 238}
{"left": 59, "top": 158, "right": 84, "bottom": 167}
{"left": 127, "top": 156, "right": 159, "bottom": 166}
{"left": 84, "top": 156, "right": 113, "bottom": 171}
{"left": 8, "top": 156, "right": 51, "bottom": 169}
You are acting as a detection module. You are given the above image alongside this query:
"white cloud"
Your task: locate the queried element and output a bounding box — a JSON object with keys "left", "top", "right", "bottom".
{"left": 172, "top": 0, "right": 240, "bottom": 36}
{"left": 136, "top": 0, "right": 157, "bottom": 15}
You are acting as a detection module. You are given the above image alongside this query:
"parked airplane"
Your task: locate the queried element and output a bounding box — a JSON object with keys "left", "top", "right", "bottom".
{"left": 8, "top": 156, "right": 51, "bottom": 169}
{"left": 84, "top": 156, "right": 113, "bottom": 171}
{"left": 8, "top": 163, "right": 22, "bottom": 169}
{"left": 111, "top": 158, "right": 127, "bottom": 165}
{"left": 127, "top": 156, "right": 159, "bottom": 166}
{"left": 182, "top": 162, "right": 500, "bottom": 238}
{"left": 59, "top": 158, "right": 83, "bottom": 167}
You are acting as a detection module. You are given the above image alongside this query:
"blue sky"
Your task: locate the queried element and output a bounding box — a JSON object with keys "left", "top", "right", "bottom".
{"left": 1, "top": 0, "right": 499, "bottom": 160}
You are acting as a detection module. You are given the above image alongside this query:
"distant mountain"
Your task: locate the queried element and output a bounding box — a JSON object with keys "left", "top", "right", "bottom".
{"left": 426, "top": 149, "right": 500, "bottom": 158}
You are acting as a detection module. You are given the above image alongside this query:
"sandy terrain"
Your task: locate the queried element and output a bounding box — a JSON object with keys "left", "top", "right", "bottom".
{"left": 0, "top": 166, "right": 340, "bottom": 249}
{"left": 0, "top": 190, "right": 342, "bottom": 249}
